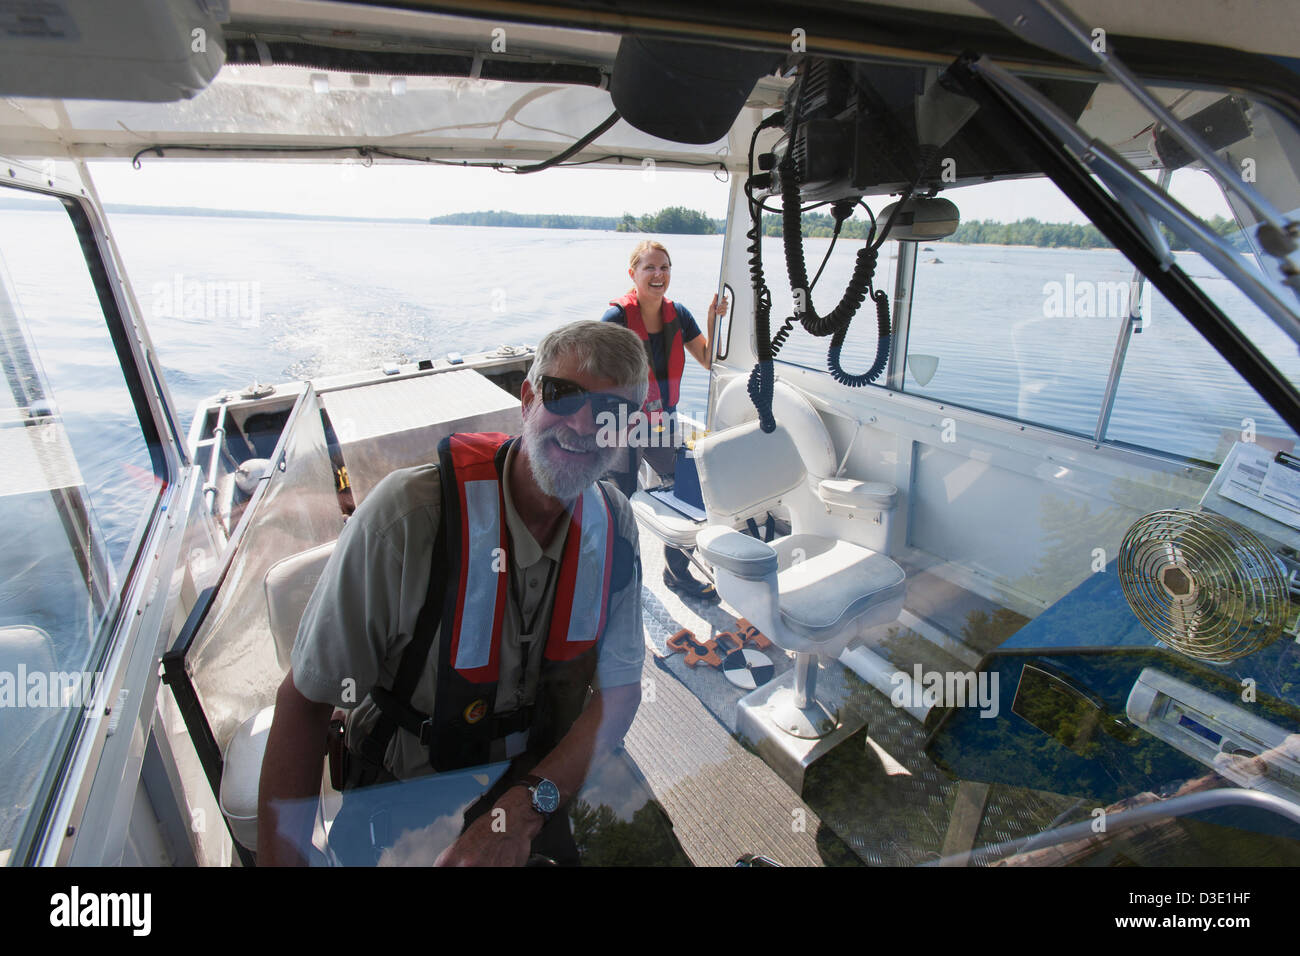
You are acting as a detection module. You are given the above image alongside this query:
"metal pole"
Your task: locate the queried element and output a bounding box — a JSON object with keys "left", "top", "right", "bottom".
{"left": 793, "top": 652, "right": 818, "bottom": 709}
{"left": 886, "top": 241, "right": 918, "bottom": 392}
{"left": 1095, "top": 169, "right": 1171, "bottom": 442}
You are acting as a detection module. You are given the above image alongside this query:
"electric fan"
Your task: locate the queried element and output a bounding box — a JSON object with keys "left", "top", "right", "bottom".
{"left": 1117, "top": 509, "right": 1293, "bottom": 663}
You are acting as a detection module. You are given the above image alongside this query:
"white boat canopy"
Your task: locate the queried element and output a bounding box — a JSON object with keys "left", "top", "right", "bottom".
{"left": 0, "top": 0, "right": 1296, "bottom": 171}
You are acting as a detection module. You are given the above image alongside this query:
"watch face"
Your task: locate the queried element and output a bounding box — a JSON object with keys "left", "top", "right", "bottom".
{"left": 532, "top": 779, "right": 561, "bottom": 815}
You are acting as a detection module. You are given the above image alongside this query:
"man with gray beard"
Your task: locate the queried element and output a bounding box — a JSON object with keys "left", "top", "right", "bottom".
{"left": 259, "top": 321, "right": 648, "bottom": 866}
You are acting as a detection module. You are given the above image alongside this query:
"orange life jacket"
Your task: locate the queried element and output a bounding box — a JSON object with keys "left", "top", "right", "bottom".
{"left": 612, "top": 290, "right": 684, "bottom": 414}
{"left": 362, "top": 432, "right": 616, "bottom": 773}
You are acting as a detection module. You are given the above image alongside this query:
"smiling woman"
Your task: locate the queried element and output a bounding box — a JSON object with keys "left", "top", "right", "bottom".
{"left": 603, "top": 240, "right": 726, "bottom": 594}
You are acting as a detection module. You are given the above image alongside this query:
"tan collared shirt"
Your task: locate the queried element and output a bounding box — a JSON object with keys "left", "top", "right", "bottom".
{"left": 291, "top": 441, "right": 643, "bottom": 778}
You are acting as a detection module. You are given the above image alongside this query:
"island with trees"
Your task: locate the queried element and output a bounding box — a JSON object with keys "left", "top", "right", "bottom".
{"left": 428, "top": 206, "right": 719, "bottom": 234}
{"left": 1, "top": 194, "right": 1242, "bottom": 251}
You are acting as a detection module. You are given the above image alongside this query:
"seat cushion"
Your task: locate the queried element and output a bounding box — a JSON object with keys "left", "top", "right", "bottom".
{"left": 711, "top": 377, "right": 837, "bottom": 476}
{"left": 630, "top": 490, "right": 703, "bottom": 549}
{"left": 777, "top": 540, "right": 905, "bottom": 640}
{"left": 265, "top": 540, "right": 337, "bottom": 669}
{"left": 219, "top": 705, "right": 276, "bottom": 851}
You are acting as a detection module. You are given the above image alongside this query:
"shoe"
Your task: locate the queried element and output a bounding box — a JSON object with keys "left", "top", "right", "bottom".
{"left": 662, "top": 566, "right": 719, "bottom": 602}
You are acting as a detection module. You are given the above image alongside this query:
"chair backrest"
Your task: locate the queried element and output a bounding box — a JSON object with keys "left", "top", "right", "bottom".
{"left": 264, "top": 540, "right": 337, "bottom": 670}
{"left": 711, "top": 377, "right": 837, "bottom": 477}
{"left": 695, "top": 419, "right": 808, "bottom": 527}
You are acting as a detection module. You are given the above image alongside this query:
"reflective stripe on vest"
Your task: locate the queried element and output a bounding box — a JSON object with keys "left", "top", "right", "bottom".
{"left": 447, "top": 433, "right": 510, "bottom": 682}
{"left": 546, "top": 482, "right": 615, "bottom": 661}
{"left": 613, "top": 290, "right": 683, "bottom": 412}
{"left": 446, "top": 432, "right": 613, "bottom": 683}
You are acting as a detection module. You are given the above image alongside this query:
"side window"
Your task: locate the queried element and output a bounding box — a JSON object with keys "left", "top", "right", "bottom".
{"left": 764, "top": 217, "right": 901, "bottom": 375}
{"left": 901, "top": 180, "right": 1122, "bottom": 437}
{"left": 774, "top": 174, "right": 1299, "bottom": 461}
{"left": 1106, "top": 169, "right": 1300, "bottom": 462}
{"left": 0, "top": 188, "right": 163, "bottom": 863}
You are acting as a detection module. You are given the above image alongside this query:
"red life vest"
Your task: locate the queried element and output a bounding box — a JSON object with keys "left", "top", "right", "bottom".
{"left": 612, "top": 290, "right": 684, "bottom": 414}
{"left": 442, "top": 432, "right": 614, "bottom": 683}
{"left": 357, "top": 432, "right": 621, "bottom": 774}
{"left": 429, "top": 432, "right": 615, "bottom": 770}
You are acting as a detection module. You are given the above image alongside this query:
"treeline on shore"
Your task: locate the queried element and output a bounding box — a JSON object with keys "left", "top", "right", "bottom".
{"left": 429, "top": 207, "right": 1247, "bottom": 250}
{"left": 429, "top": 206, "right": 719, "bottom": 233}
{"left": 759, "top": 212, "right": 1245, "bottom": 250}
{"left": 758, "top": 213, "right": 1115, "bottom": 246}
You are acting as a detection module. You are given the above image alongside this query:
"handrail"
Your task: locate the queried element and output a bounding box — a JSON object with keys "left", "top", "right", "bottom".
{"left": 931, "top": 787, "right": 1300, "bottom": 866}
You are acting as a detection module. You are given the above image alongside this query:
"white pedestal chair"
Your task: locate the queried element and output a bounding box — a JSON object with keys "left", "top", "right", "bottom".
{"left": 692, "top": 418, "right": 906, "bottom": 792}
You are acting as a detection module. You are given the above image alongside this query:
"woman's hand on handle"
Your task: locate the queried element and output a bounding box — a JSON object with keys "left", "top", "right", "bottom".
{"left": 708, "top": 293, "right": 729, "bottom": 321}
{"left": 690, "top": 293, "right": 728, "bottom": 371}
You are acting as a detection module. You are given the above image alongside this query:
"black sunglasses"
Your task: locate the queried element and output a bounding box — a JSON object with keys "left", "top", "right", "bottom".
{"left": 540, "top": 376, "right": 638, "bottom": 420}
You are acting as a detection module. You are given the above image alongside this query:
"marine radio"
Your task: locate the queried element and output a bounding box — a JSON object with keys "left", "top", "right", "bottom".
{"left": 765, "top": 58, "right": 923, "bottom": 202}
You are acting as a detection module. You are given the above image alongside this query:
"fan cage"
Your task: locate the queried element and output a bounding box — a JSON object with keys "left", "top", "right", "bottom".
{"left": 1118, "top": 509, "right": 1293, "bottom": 663}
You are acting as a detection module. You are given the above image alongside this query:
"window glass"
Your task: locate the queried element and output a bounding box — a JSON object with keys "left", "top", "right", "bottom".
{"left": 759, "top": 84, "right": 1300, "bottom": 868}
{"left": 0, "top": 188, "right": 162, "bottom": 863}
{"left": 763, "top": 216, "right": 900, "bottom": 376}
{"left": 1107, "top": 169, "right": 1300, "bottom": 462}
{"left": 907, "top": 237, "right": 1121, "bottom": 436}
{"left": 772, "top": 172, "right": 1300, "bottom": 461}
{"left": 874, "top": 179, "right": 1117, "bottom": 436}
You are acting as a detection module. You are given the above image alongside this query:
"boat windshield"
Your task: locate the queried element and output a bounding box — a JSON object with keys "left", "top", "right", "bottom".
{"left": 772, "top": 66, "right": 1300, "bottom": 466}
{"left": 705, "top": 48, "right": 1300, "bottom": 866}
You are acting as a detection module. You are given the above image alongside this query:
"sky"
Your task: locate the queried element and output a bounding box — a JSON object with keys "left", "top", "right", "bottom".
{"left": 84, "top": 159, "right": 1125, "bottom": 225}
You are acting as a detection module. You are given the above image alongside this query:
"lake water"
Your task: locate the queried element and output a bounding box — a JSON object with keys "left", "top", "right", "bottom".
{"left": 110, "top": 217, "right": 730, "bottom": 420}
{"left": 100, "top": 215, "right": 1300, "bottom": 453}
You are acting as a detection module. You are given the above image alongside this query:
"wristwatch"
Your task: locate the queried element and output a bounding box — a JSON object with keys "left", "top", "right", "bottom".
{"left": 517, "top": 774, "right": 561, "bottom": 821}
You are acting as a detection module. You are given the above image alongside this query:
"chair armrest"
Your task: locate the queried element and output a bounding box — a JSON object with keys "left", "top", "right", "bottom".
{"left": 697, "top": 525, "right": 778, "bottom": 580}
{"left": 816, "top": 478, "right": 897, "bottom": 512}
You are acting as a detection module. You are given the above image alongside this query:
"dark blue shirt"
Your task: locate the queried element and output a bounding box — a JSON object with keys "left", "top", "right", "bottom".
{"left": 601, "top": 302, "right": 701, "bottom": 411}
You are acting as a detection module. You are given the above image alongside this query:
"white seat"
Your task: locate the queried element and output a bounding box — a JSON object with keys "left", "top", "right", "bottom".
{"left": 264, "top": 540, "right": 337, "bottom": 671}
{"left": 220, "top": 539, "right": 338, "bottom": 851}
{"left": 219, "top": 705, "right": 275, "bottom": 851}
{"left": 629, "top": 489, "right": 705, "bottom": 548}
{"left": 772, "top": 535, "right": 905, "bottom": 640}
{"left": 693, "top": 418, "right": 907, "bottom": 750}
{"left": 629, "top": 378, "right": 898, "bottom": 564}
{"left": 695, "top": 469, "right": 906, "bottom": 659}
{"left": 712, "top": 377, "right": 838, "bottom": 477}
